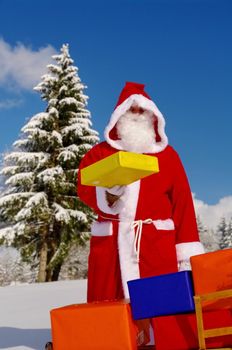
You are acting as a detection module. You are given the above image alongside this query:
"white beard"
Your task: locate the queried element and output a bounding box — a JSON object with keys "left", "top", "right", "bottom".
{"left": 116, "top": 111, "right": 156, "bottom": 153}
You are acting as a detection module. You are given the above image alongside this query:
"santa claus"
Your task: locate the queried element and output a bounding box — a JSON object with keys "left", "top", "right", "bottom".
{"left": 77, "top": 82, "right": 204, "bottom": 302}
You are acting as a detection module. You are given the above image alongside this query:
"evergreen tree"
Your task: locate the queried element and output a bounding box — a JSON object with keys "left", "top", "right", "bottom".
{"left": 0, "top": 44, "right": 99, "bottom": 282}
{"left": 197, "top": 215, "right": 219, "bottom": 252}
{"left": 0, "top": 247, "right": 36, "bottom": 286}
{"left": 218, "top": 217, "right": 228, "bottom": 249}
{"left": 225, "top": 217, "right": 232, "bottom": 248}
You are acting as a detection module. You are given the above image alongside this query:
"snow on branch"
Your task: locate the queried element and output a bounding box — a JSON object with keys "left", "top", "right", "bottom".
{"left": 53, "top": 203, "right": 87, "bottom": 224}
{"left": 0, "top": 226, "right": 16, "bottom": 243}
{"left": 77, "top": 109, "right": 91, "bottom": 117}
{"left": 81, "top": 135, "right": 99, "bottom": 143}
{"left": 46, "top": 64, "right": 62, "bottom": 75}
{"left": 23, "top": 128, "right": 49, "bottom": 139}
{"left": 13, "top": 139, "right": 29, "bottom": 149}
{"left": 51, "top": 130, "right": 62, "bottom": 146}
{"left": 48, "top": 107, "right": 59, "bottom": 117}
{"left": 21, "top": 112, "right": 50, "bottom": 131}
{"left": 83, "top": 127, "right": 99, "bottom": 136}
{"left": 64, "top": 66, "right": 78, "bottom": 74}
{"left": 22, "top": 119, "right": 42, "bottom": 131}
{"left": 67, "top": 209, "right": 87, "bottom": 223}
{"left": 5, "top": 172, "right": 34, "bottom": 186}
{"left": 78, "top": 143, "right": 95, "bottom": 152}
{"left": 69, "top": 117, "right": 91, "bottom": 126}
{"left": 5, "top": 152, "right": 50, "bottom": 166}
{"left": 15, "top": 192, "right": 49, "bottom": 221}
{"left": 61, "top": 123, "right": 82, "bottom": 137}
{"left": 0, "top": 192, "right": 34, "bottom": 207}
{"left": 64, "top": 144, "right": 80, "bottom": 153}
{"left": 0, "top": 166, "right": 19, "bottom": 176}
{"left": 53, "top": 203, "right": 70, "bottom": 224}
{"left": 13, "top": 222, "right": 27, "bottom": 236}
{"left": 59, "top": 85, "right": 68, "bottom": 94}
{"left": 59, "top": 97, "right": 83, "bottom": 109}
{"left": 58, "top": 150, "right": 76, "bottom": 162}
{"left": 37, "top": 166, "right": 64, "bottom": 185}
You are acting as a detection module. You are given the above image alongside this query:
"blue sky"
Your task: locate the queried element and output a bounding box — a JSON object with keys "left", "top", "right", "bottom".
{"left": 0, "top": 0, "right": 231, "bottom": 206}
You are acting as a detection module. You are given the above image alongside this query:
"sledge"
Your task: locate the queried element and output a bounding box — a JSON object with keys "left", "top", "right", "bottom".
{"left": 44, "top": 342, "right": 53, "bottom": 350}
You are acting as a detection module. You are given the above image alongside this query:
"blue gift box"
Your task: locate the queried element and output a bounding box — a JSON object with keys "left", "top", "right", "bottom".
{"left": 127, "top": 271, "right": 195, "bottom": 320}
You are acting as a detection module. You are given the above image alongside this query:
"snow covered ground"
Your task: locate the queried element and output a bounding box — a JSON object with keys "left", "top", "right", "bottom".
{"left": 0, "top": 279, "right": 87, "bottom": 350}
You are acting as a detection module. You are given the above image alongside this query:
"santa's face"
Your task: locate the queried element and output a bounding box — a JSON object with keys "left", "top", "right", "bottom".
{"left": 116, "top": 104, "right": 156, "bottom": 153}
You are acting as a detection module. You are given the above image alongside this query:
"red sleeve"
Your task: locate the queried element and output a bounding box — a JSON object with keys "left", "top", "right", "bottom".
{"left": 169, "top": 148, "right": 200, "bottom": 245}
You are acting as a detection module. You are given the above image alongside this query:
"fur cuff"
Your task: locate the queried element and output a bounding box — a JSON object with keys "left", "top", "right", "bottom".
{"left": 107, "top": 185, "right": 125, "bottom": 196}
{"left": 91, "top": 221, "right": 113, "bottom": 236}
{"left": 176, "top": 241, "right": 205, "bottom": 262}
{"left": 96, "top": 187, "right": 121, "bottom": 215}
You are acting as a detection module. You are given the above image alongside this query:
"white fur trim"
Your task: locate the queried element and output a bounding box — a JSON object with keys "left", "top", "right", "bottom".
{"left": 107, "top": 185, "right": 125, "bottom": 196}
{"left": 153, "top": 219, "right": 175, "bottom": 230}
{"left": 104, "top": 94, "right": 168, "bottom": 153}
{"left": 178, "top": 260, "right": 191, "bottom": 271}
{"left": 118, "top": 180, "right": 141, "bottom": 298}
{"left": 176, "top": 241, "right": 205, "bottom": 262}
{"left": 95, "top": 187, "right": 121, "bottom": 215}
{"left": 91, "top": 221, "right": 113, "bottom": 236}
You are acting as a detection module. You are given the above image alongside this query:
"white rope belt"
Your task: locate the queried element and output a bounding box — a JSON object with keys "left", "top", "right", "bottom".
{"left": 99, "top": 215, "right": 174, "bottom": 263}
{"left": 131, "top": 218, "right": 153, "bottom": 262}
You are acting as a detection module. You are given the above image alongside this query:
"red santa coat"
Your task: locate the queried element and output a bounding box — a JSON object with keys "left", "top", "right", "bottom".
{"left": 77, "top": 82, "right": 204, "bottom": 302}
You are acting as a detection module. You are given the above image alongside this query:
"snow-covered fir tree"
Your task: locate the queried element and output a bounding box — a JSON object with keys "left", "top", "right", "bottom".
{"left": 197, "top": 216, "right": 219, "bottom": 252}
{"left": 226, "top": 218, "right": 232, "bottom": 248}
{"left": 219, "top": 216, "right": 232, "bottom": 249}
{"left": 0, "top": 246, "right": 36, "bottom": 286}
{"left": 218, "top": 217, "right": 229, "bottom": 249}
{"left": 0, "top": 44, "right": 99, "bottom": 282}
{"left": 59, "top": 240, "right": 90, "bottom": 280}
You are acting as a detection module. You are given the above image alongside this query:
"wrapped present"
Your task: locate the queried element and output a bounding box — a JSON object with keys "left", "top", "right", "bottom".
{"left": 190, "top": 248, "right": 232, "bottom": 310}
{"left": 80, "top": 151, "right": 159, "bottom": 187}
{"left": 152, "top": 309, "right": 232, "bottom": 350}
{"left": 127, "top": 271, "right": 195, "bottom": 320}
{"left": 50, "top": 300, "right": 150, "bottom": 350}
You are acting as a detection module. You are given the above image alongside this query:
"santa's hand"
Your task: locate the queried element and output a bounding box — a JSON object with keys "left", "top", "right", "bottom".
{"left": 105, "top": 186, "right": 125, "bottom": 207}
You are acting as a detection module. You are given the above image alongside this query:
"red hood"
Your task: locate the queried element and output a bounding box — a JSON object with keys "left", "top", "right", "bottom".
{"left": 104, "top": 82, "right": 168, "bottom": 153}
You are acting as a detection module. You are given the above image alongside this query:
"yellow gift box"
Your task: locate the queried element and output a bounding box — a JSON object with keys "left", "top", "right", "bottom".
{"left": 81, "top": 151, "right": 159, "bottom": 187}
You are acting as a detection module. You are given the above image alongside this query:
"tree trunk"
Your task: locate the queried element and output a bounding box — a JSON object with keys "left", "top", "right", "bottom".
{"left": 46, "top": 268, "right": 52, "bottom": 282}
{"left": 45, "top": 236, "right": 58, "bottom": 282}
{"left": 51, "top": 262, "right": 62, "bottom": 281}
{"left": 37, "top": 240, "right": 48, "bottom": 282}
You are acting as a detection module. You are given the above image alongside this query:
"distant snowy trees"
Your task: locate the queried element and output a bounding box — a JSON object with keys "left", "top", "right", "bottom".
{"left": 227, "top": 219, "right": 232, "bottom": 248}
{"left": 197, "top": 216, "right": 220, "bottom": 252}
{"left": 197, "top": 215, "right": 232, "bottom": 252}
{"left": 0, "top": 247, "right": 36, "bottom": 286}
{"left": 218, "top": 217, "right": 232, "bottom": 249}
{"left": 0, "top": 44, "right": 99, "bottom": 282}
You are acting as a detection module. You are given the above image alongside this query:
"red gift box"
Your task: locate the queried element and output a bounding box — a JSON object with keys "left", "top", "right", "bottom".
{"left": 152, "top": 309, "right": 232, "bottom": 350}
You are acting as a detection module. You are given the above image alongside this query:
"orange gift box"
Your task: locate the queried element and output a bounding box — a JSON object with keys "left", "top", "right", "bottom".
{"left": 50, "top": 300, "right": 150, "bottom": 350}
{"left": 152, "top": 309, "right": 232, "bottom": 350}
{"left": 190, "top": 248, "right": 232, "bottom": 310}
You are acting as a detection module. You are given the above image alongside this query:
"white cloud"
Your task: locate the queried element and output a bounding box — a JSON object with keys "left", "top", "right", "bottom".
{"left": 0, "top": 99, "right": 23, "bottom": 109}
{"left": 0, "top": 38, "right": 57, "bottom": 90}
{"left": 193, "top": 193, "right": 232, "bottom": 230}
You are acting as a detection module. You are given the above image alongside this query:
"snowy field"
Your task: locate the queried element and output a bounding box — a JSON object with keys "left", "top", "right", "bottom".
{"left": 0, "top": 279, "right": 87, "bottom": 350}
